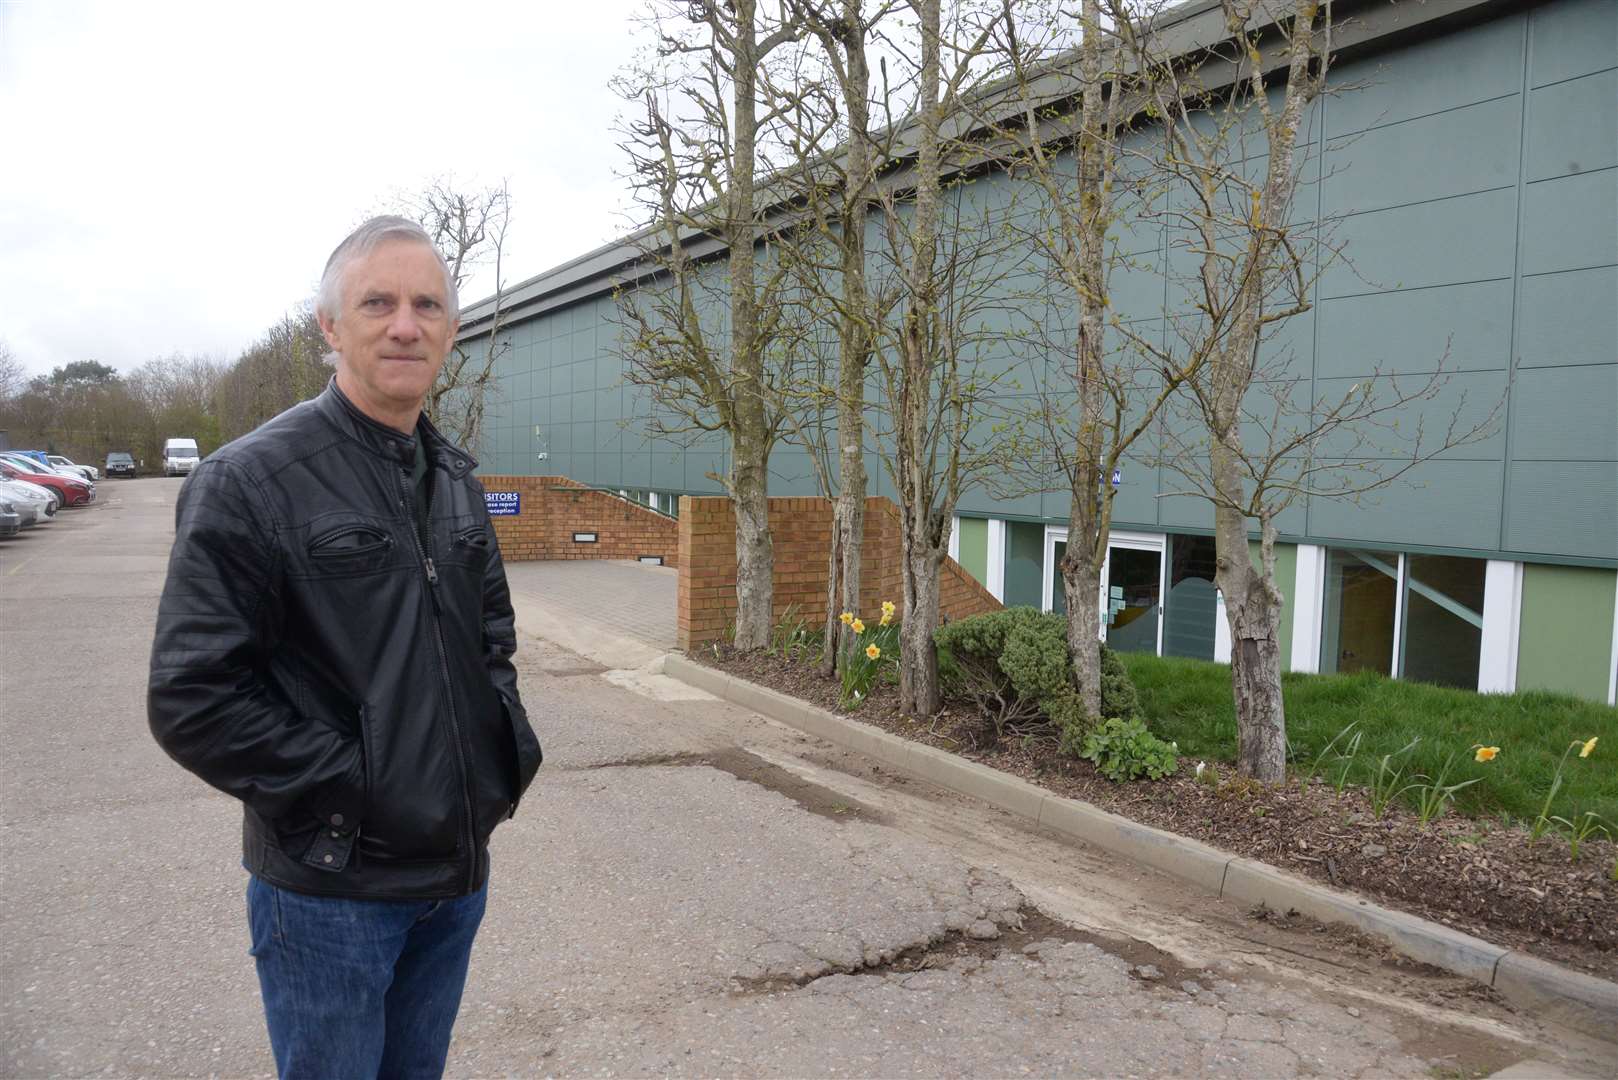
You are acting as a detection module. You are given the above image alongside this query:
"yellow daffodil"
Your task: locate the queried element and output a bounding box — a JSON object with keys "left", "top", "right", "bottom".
{"left": 1580, "top": 736, "right": 1598, "bottom": 758}
{"left": 879, "top": 613, "right": 892, "bottom": 626}
{"left": 851, "top": 619, "right": 865, "bottom": 634}
{"left": 1473, "top": 745, "right": 1499, "bottom": 763}
{"left": 881, "top": 600, "right": 896, "bottom": 615}
{"left": 839, "top": 611, "right": 853, "bottom": 625}
{"left": 866, "top": 644, "right": 881, "bottom": 660}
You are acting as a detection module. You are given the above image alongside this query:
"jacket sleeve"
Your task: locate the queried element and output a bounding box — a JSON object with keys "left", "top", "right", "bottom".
{"left": 480, "top": 524, "right": 540, "bottom": 790}
{"left": 147, "top": 459, "right": 363, "bottom": 827}
{"left": 480, "top": 535, "right": 524, "bottom": 712}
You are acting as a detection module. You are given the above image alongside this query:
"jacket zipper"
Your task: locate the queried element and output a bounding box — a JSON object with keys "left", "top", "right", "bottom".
{"left": 398, "top": 462, "right": 479, "bottom": 893}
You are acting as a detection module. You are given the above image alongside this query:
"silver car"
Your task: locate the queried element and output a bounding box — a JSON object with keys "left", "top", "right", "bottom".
{"left": 47, "top": 455, "right": 100, "bottom": 482}
{"left": 0, "top": 478, "right": 56, "bottom": 524}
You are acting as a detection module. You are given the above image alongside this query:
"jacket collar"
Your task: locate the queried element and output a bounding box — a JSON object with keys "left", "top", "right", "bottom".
{"left": 315, "top": 377, "right": 478, "bottom": 479}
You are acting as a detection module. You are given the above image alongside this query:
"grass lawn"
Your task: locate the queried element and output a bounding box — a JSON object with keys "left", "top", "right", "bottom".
{"left": 1121, "top": 652, "right": 1618, "bottom": 826}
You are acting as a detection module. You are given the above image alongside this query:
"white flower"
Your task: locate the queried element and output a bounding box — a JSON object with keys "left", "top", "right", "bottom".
{"left": 1194, "top": 761, "right": 1206, "bottom": 778}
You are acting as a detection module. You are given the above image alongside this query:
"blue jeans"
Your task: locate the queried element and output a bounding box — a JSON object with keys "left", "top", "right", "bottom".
{"left": 246, "top": 876, "right": 487, "bottom": 1079}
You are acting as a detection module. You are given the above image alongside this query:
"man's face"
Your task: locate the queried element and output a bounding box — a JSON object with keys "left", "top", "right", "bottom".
{"left": 319, "top": 239, "right": 457, "bottom": 428}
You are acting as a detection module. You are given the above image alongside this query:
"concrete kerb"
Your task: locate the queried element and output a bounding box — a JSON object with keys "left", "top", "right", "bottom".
{"left": 1220, "top": 858, "right": 1505, "bottom": 984}
{"left": 662, "top": 653, "right": 1618, "bottom": 1042}
{"left": 1492, "top": 953, "right": 1618, "bottom": 1040}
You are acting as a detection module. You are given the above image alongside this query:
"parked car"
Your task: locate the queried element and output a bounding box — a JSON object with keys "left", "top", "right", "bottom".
{"left": 0, "top": 478, "right": 55, "bottom": 523}
{"left": 2, "top": 452, "right": 88, "bottom": 483}
{"left": 0, "top": 503, "right": 19, "bottom": 537}
{"left": 46, "top": 455, "right": 99, "bottom": 482}
{"left": 0, "top": 457, "right": 92, "bottom": 507}
{"left": 105, "top": 451, "right": 137, "bottom": 478}
{"left": 163, "top": 437, "right": 200, "bottom": 477}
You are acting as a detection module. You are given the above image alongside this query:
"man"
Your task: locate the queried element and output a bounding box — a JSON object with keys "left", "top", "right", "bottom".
{"left": 149, "top": 216, "right": 541, "bottom": 1079}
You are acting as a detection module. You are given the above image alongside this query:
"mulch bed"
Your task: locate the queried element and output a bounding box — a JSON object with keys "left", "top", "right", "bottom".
{"left": 698, "top": 644, "right": 1618, "bottom": 982}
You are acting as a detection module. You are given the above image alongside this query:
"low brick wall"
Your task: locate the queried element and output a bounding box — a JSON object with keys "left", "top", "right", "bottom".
{"left": 477, "top": 475, "right": 678, "bottom": 566}
{"left": 677, "top": 495, "right": 1001, "bottom": 650}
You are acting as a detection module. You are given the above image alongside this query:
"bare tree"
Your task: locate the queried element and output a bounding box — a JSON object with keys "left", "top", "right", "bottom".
{"left": 614, "top": 0, "right": 807, "bottom": 651}
{"left": 977, "top": 0, "right": 1219, "bottom": 722}
{"left": 877, "top": 0, "right": 1014, "bottom": 715}
{"left": 1115, "top": 0, "right": 1499, "bottom": 780}
{"left": 772, "top": 0, "right": 901, "bottom": 674}
{"left": 213, "top": 306, "right": 327, "bottom": 442}
{"left": 0, "top": 340, "right": 25, "bottom": 404}
{"left": 408, "top": 178, "right": 514, "bottom": 450}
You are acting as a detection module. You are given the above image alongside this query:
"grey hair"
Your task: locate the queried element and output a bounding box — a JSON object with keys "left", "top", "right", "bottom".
{"left": 316, "top": 214, "right": 459, "bottom": 340}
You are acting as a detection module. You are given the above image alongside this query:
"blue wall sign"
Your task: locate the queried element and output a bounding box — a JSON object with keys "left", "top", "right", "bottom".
{"left": 485, "top": 491, "right": 521, "bottom": 516}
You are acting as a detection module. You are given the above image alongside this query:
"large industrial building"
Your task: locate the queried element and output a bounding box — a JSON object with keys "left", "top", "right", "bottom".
{"left": 459, "top": 0, "right": 1618, "bottom": 705}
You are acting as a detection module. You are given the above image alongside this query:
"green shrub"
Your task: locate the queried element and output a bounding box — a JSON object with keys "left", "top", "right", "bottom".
{"left": 1074, "top": 716, "right": 1180, "bottom": 781}
{"left": 1099, "top": 645, "right": 1140, "bottom": 720}
{"left": 934, "top": 607, "right": 1143, "bottom": 741}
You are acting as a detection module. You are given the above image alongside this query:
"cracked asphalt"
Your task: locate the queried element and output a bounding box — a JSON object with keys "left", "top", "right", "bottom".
{"left": 3, "top": 480, "right": 1614, "bottom": 1078}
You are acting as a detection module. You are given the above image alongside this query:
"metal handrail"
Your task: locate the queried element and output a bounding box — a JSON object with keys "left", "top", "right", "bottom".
{"left": 563, "top": 483, "right": 679, "bottom": 521}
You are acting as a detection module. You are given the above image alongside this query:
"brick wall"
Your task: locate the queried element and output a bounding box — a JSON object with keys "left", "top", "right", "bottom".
{"left": 477, "top": 475, "right": 679, "bottom": 566}
{"left": 677, "top": 495, "right": 1001, "bottom": 650}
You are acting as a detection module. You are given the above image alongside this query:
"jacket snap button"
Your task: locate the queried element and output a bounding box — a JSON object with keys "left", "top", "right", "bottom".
{"left": 330, "top": 813, "right": 344, "bottom": 827}
{"left": 331, "top": 830, "right": 340, "bottom": 839}
{"left": 323, "top": 854, "right": 334, "bottom": 864}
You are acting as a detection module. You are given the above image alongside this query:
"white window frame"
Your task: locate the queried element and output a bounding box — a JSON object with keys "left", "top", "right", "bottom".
{"left": 985, "top": 519, "right": 1007, "bottom": 601}
{"left": 1609, "top": 572, "right": 1618, "bottom": 707}
{"left": 1320, "top": 547, "right": 1493, "bottom": 686}
{"left": 1478, "top": 560, "right": 1523, "bottom": 694}
{"left": 1290, "top": 545, "right": 1327, "bottom": 674}
{"left": 1042, "top": 526, "right": 1168, "bottom": 655}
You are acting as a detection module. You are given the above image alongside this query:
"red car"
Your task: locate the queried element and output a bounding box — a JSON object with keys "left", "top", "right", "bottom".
{"left": 0, "top": 458, "right": 93, "bottom": 507}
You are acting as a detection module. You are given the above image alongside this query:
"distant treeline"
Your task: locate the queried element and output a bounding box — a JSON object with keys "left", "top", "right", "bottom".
{"left": 0, "top": 307, "right": 328, "bottom": 471}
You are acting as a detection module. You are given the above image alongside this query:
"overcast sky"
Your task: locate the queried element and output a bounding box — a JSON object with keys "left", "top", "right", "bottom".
{"left": 0, "top": 0, "right": 650, "bottom": 378}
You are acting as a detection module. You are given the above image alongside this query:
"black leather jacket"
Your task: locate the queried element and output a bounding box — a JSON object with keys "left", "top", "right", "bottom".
{"left": 148, "top": 380, "right": 541, "bottom": 899}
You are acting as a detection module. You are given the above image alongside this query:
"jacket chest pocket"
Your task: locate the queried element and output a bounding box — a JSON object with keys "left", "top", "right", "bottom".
{"left": 437, "top": 516, "right": 494, "bottom": 571}
{"left": 299, "top": 520, "right": 399, "bottom": 577}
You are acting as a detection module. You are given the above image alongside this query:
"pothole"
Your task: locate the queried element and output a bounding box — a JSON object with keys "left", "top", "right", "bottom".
{"left": 580, "top": 748, "right": 893, "bottom": 825}
{"left": 731, "top": 908, "right": 1220, "bottom": 996}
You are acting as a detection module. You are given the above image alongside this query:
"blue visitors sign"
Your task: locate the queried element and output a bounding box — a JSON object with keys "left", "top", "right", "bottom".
{"left": 485, "top": 491, "right": 521, "bottom": 516}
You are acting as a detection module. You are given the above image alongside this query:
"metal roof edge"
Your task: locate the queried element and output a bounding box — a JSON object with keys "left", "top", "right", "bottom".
{"left": 457, "top": 0, "right": 1516, "bottom": 339}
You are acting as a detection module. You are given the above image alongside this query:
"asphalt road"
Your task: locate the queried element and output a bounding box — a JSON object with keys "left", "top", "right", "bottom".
{"left": 2, "top": 479, "right": 1612, "bottom": 1078}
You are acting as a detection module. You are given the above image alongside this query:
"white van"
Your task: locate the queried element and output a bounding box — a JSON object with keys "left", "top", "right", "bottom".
{"left": 163, "top": 438, "right": 200, "bottom": 477}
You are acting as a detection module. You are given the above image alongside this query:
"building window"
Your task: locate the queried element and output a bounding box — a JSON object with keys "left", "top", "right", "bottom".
{"left": 1321, "top": 549, "right": 1399, "bottom": 676}
{"left": 1043, "top": 527, "right": 1165, "bottom": 654}
{"left": 1319, "top": 548, "right": 1486, "bottom": 688}
{"left": 1163, "top": 534, "right": 1219, "bottom": 661}
{"left": 1400, "top": 554, "right": 1485, "bottom": 690}
{"left": 1107, "top": 547, "right": 1162, "bottom": 654}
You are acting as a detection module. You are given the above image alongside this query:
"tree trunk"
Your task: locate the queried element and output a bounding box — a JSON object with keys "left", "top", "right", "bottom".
{"left": 724, "top": 0, "right": 774, "bottom": 651}
{"left": 1058, "top": 0, "right": 1112, "bottom": 725}
{"left": 1061, "top": 553, "right": 1103, "bottom": 719}
{"left": 1229, "top": 574, "right": 1286, "bottom": 782}
{"left": 822, "top": 489, "right": 863, "bottom": 676}
{"left": 899, "top": 543, "right": 943, "bottom": 716}
{"left": 821, "top": 532, "right": 843, "bottom": 676}
{"left": 893, "top": 0, "right": 944, "bottom": 718}
{"left": 732, "top": 432, "right": 774, "bottom": 651}
{"left": 1210, "top": 443, "right": 1287, "bottom": 782}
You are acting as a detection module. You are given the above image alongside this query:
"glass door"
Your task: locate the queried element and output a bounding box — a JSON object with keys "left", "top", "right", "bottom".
{"left": 1044, "top": 528, "right": 1165, "bottom": 654}
{"left": 1106, "top": 544, "right": 1163, "bottom": 654}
